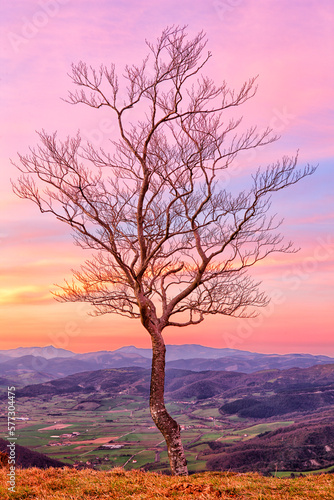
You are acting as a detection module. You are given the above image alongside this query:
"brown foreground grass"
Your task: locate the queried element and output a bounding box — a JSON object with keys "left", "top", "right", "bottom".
{"left": 1, "top": 467, "right": 334, "bottom": 500}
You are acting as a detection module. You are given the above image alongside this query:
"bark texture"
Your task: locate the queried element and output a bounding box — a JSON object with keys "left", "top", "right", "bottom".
{"left": 149, "top": 333, "right": 188, "bottom": 476}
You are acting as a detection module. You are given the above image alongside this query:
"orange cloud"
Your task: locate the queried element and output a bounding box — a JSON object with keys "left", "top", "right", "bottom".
{"left": 0, "top": 286, "right": 52, "bottom": 306}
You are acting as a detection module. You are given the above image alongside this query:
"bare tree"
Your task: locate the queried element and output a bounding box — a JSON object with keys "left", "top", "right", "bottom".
{"left": 12, "top": 26, "right": 315, "bottom": 475}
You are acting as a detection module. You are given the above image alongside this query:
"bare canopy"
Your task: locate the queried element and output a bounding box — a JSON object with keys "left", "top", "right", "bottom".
{"left": 12, "top": 26, "right": 316, "bottom": 475}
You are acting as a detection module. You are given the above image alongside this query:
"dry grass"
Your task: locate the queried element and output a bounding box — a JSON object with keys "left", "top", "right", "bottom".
{"left": 1, "top": 467, "right": 334, "bottom": 499}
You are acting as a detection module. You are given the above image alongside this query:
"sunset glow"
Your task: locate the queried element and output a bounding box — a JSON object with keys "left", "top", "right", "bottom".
{"left": 1, "top": 0, "right": 333, "bottom": 355}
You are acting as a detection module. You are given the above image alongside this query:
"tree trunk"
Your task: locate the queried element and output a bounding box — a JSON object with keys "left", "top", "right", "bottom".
{"left": 149, "top": 332, "right": 188, "bottom": 476}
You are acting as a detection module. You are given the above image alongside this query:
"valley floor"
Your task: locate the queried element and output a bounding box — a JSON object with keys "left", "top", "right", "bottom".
{"left": 1, "top": 467, "right": 334, "bottom": 500}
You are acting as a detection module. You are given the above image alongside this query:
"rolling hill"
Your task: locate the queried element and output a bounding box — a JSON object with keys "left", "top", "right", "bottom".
{"left": 205, "top": 421, "right": 334, "bottom": 473}
{"left": 8, "top": 364, "right": 334, "bottom": 419}
{"left": 0, "top": 438, "right": 66, "bottom": 469}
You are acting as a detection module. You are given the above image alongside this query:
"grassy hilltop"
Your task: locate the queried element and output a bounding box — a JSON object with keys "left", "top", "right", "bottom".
{"left": 1, "top": 467, "right": 334, "bottom": 500}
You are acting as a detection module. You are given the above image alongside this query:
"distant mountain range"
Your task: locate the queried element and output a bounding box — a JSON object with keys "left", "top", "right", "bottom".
{"left": 1, "top": 344, "right": 334, "bottom": 387}
{"left": 0, "top": 344, "right": 258, "bottom": 360}
{"left": 0, "top": 345, "right": 74, "bottom": 359}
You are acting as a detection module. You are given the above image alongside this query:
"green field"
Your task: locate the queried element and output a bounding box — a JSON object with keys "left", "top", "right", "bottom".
{"left": 0, "top": 391, "right": 331, "bottom": 475}
{"left": 275, "top": 465, "right": 334, "bottom": 477}
{"left": 1, "top": 391, "right": 235, "bottom": 472}
{"left": 232, "top": 421, "right": 294, "bottom": 436}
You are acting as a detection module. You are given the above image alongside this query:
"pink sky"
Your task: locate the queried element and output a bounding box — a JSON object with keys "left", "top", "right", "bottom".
{"left": 1, "top": 0, "right": 333, "bottom": 355}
